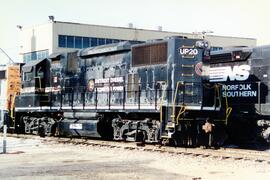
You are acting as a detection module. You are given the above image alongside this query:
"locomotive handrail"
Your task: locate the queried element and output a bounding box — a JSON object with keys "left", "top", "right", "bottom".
{"left": 34, "top": 76, "right": 42, "bottom": 90}
{"left": 214, "top": 84, "right": 222, "bottom": 110}
{"left": 10, "top": 93, "right": 17, "bottom": 121}
{"left": 258, "top": 81, "right": 261, "bottom": 114}
{"left": 123, "top": 86, "right": 126, "bottom": 110}
{"left": 45, "top": 81, "right": 216, "bottom": 113}
{"left": 56, "top": 83, "right": 192, "bottom": 111}
{"left": 222, "top": 85, "right": 232, "bottom": 125}
{"left": 202, "top": 83, "right": 222, "bottom": 110}
{"left": 176, "top": 105, "right": 186, "bottom": 125}
{"left": 159, "top": 81, "right": 167, "bottom": 123}
{"left": 171, "top": 81, "right": 184, "bottom": 123}
{"left": 212, "top": 83, "right": 232, "bottom": 125}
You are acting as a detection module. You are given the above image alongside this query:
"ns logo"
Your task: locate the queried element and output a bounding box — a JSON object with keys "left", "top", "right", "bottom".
{"left": 208, "top": 65, "right": 251, "bottom": 82}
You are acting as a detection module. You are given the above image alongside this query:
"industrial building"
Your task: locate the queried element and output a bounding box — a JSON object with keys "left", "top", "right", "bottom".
{"left": 18, "top": 20, "right": 257, "bottom": 63}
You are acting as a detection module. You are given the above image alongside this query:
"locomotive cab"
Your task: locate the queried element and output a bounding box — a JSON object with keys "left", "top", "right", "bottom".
{"left": 15, "top": 58, "right": 50, "bottom": 108}
{"left": 22, "top": 59, "right": 50, "bottom": 93}
{"left": 203, "top": 46, "right": 270, "bottom": 144}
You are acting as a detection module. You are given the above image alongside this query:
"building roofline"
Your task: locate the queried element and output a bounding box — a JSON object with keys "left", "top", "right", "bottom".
{"left": 20, "top": 20, "right": 256, "bottom": 41}
{"left": 53, "top": 21, "right": 256, "bottom": 41}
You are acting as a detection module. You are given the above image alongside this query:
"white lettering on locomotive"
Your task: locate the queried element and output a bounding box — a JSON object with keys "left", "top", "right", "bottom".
{"left": 209, "top": 65, "right": 250, "bottom": 82}
{"left": 94, "top": 77, "right": 124, "bottom": 92}
{"left": 179, "top": 48, "right": 198, "bottom": 56}
{"left": 221, "top": 84, "right": 256, "bottom": 98}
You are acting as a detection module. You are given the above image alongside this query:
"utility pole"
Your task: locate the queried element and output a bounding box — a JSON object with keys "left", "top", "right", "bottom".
{"left": 0, "top": 47, "right": 11, "bottom": 153}
{"left": 2, "top": 110, "right": 6, "bottom": 154}
{"left": 3, "top": 126, "right": 7, "bottom": 154}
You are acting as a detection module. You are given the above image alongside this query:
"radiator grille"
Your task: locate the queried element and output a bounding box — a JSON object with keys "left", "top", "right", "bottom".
{"left": 132, "top": 42, "right": 167, "bottom": 66}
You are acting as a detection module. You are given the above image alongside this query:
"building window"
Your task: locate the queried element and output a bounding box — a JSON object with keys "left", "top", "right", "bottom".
{"left": 75, "top": 36, "right": 82, "bottom": 48}
{"left": 98, "top": 38, "right": 105, "bottom": 45}
{"left": 67, "top": 36, "right": 74, "bottom": 48}
{"left": 106, "top": 39, "right": 112, "bottom": 44}
{"left": 0, "top": 70, "right": 6, "bottom": 79}
{"left": 83, "top": 37, "right": 90, "bottom": 48}
{"left": 31, "top": 52, "right": 37, "bottom": 60}
{"left": 91, "top": 38, "right": 98, "bottom": 47}
{"left": 37, "top": 52, "right": 42, "bottom": 60}
{"left": 58, "top": 34, "right": 143, "bottom": 49}
{"left": 23, "top": 53, "right": 31, "bottom": 63}
{"left": 36, "top": 50, "right": 49, "bottom": 60}
{"left": 59, "top": 35, "right": 66, "bottom": 47}
{"left": 23, "top": 50, "right": 49, "bottom": 63}
{"left": 24, "top": 72, "right": 33, "bottom": 81}
{"left": 112, "top": 39, "right": 120, "bottom": 43}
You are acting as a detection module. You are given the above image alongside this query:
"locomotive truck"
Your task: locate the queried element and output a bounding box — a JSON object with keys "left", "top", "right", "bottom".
{"left": 13, "top": 36, "right": 270, "bottom": 147}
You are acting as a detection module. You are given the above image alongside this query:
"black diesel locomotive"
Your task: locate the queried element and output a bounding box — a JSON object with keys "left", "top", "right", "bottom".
{"left": 14, "top": 36, "right": 270, "bottom": 146}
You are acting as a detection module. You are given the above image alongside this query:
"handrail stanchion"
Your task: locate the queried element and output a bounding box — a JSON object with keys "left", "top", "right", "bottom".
{"left": 123, "top": 86, "right": 126, "bottom": 110}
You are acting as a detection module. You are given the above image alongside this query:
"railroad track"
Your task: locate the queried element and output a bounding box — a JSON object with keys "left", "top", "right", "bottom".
{"left": 4, "top": 133, "right": 270, "bottom": 164}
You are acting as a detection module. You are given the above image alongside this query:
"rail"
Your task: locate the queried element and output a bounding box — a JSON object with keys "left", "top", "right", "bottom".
{"left": 5, "top": 133, "right": 270, "bottom": 164}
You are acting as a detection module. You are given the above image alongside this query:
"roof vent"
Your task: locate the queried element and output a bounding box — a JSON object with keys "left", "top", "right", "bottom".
{"left": 128, "top": 23, "right": 133, "bottom": 28}
{"left": 146, "top": 39, "right": 163, "bottom": 43}
{"left": 165, "top": 36, "right": 187, "bottom": 39}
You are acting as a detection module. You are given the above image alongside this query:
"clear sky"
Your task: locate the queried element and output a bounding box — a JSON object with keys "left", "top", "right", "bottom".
{"left": 0, "top": 0, "right": 270, "bottom": 64}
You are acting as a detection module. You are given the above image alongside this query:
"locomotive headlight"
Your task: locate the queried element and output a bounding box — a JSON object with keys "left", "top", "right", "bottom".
{"left": 203, "top": 41, "right": 209, "bottom": 48}
{"left": 195, "top": 41, "right": 209, "bottom": 49}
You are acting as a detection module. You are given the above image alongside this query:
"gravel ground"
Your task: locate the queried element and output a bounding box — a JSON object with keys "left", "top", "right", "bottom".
{"left": 0, "top": 136, "right": 270, "bottom": 180}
